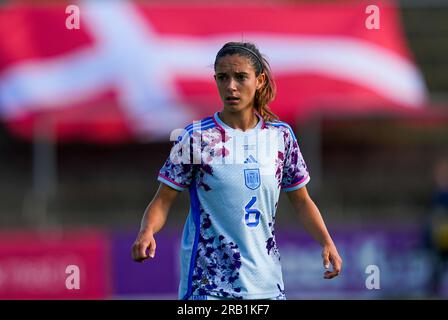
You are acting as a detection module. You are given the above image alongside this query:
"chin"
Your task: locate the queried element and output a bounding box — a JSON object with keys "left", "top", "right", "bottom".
{"left": 225, "top": 105, "right": 241, "bottom": 112}
{"left": 224, "top": 102, "right": 249, "bottom": 113}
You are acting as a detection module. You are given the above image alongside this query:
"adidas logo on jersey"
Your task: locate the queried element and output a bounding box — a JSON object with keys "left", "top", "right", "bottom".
{"left": 244, "top": 155, "right": 258, "bottom": 164}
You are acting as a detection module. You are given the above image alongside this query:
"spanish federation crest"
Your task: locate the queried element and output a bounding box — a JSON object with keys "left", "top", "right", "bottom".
{"left": 244, "top": 169, "right": 261, "bottom": 190}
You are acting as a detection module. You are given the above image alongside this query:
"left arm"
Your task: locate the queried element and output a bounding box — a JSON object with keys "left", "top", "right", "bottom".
{"left": 286, "top": 186, "right": 342, "bottom": 279}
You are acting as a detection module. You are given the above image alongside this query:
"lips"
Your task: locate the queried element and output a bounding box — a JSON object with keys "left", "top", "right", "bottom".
{"left": 226, "top": 96, "right": 240, "bottom": 102}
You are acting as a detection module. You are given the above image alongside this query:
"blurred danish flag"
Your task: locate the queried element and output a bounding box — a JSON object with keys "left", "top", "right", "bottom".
{"left": 0, "top": 1, "right": 427, "bottom": 142}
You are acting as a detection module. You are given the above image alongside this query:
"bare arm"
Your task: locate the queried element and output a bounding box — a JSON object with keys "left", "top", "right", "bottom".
{"left": 286, "top": 186, "right": 342, "bottom": 279}
{"left": 131, "top": 183, "right": 180, "bottom": 262}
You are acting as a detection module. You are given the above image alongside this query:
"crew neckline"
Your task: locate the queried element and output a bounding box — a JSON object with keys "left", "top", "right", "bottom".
{"left": 213, "top": 111, "right": 263, "bottom": 134}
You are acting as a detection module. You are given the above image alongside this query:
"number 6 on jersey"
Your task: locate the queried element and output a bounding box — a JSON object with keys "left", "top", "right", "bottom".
{"left": 245, "top": 196, "right": 261, "bottom": 227}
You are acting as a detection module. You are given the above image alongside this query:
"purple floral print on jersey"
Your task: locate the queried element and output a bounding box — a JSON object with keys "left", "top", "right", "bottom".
{"left": 159, "top": 158, "right": 193, "bottom": 189}
{"left": 159, "top": 124, "right": 233, "bottom": 191}
{"left": 266, "top": 218, "right": 281, "bottom": 262}
{"left": 191, "top": 212, "right": 243, "bottom": 299}
{"left": 281, "top": 139, "right": 307, "bottom": 187}
{"left": 276, "top": 283, "right": 286, "bottom": 299}
{"left": 275, "top": 151, "right": 284, "bottom": 188}
{"left": 193, "top": 127, "right": 231, "bottom": 165}
{"left": 272, "top": 125, "right": 309, "bottom": 189}
{"left": 197, "top": 164, "right": 213, "bottom": 191}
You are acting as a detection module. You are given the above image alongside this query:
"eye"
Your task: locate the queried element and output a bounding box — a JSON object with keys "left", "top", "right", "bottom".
{"left": 237, "top": 74, "right": 247, "bottom": 81}
{"left": 216, "top": 74, "right": 226, "bottom": 81}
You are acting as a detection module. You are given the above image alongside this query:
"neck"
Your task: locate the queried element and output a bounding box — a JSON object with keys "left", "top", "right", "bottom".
{"left": 219, "top": 108, "right": 259, "bottom": 131}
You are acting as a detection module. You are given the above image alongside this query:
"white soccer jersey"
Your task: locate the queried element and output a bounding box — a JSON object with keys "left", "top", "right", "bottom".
{"left": 158, "top": 112, "right": 310, "bottom": 300}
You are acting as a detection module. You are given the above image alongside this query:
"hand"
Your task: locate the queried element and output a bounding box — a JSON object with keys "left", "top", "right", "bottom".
{"left": 131, "top": 230, "right": 157, "bottom": 263}
{"left": 321, "top": 243, "right": 342, "bottom": 279}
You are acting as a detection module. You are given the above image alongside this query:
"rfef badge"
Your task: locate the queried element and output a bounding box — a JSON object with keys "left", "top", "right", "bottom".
{"left": 244, "top": 169, "right": 261, "bottom": 190}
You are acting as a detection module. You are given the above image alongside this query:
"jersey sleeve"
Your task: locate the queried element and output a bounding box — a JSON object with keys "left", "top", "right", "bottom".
{"left": 158, "top": 131, "right": 195, "bottom": 192}
{"left": 281, "top": 128, "right": 310, "bottom": 192}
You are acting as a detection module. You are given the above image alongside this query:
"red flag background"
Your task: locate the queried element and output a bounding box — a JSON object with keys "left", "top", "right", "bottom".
{"left": 0, "top": 1, "right": 427, "bottom": 143}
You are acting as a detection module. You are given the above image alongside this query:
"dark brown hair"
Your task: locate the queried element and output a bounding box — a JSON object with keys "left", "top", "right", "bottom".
{"left": 214, "top": 42, "right": 279, "bottom": 122}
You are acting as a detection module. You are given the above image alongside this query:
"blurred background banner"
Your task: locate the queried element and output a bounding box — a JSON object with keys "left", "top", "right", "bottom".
{"left": 18, "top": 226, "right": 432, "bottom": 300}
{"left": 277, "top": 227, "right": 433, "bottom": 298}
{"left": 0, "top": 225, "right": 439, "bottom": 299}
{"left": 111, "top": 229, "right": 180, "bottom": 298}
{"left": 0, "top": 229, "right": 110, "bottom": 299}
{"left": 0, "top": 0, "right": 426, "bottom": 142}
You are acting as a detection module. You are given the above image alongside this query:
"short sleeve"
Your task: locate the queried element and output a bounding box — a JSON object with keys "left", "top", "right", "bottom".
{"left": 281, "top": 127, "right": 310, "bottom": 192}
{"left": 158, "top": 131, "right": 195, "bottom": 191}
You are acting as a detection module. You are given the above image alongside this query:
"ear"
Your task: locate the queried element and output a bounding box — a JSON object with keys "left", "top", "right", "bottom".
{"left": 256, "top": 73, "right": 266, "bottom": 90}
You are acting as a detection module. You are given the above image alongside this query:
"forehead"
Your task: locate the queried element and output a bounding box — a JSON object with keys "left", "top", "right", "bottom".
{"left": 215, "top": 54, "right": 255, "bottom": 73}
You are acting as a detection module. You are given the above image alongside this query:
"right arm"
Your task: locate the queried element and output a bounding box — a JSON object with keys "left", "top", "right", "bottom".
{"left": 131, "top": 183, "right": 180, "bottom": 262}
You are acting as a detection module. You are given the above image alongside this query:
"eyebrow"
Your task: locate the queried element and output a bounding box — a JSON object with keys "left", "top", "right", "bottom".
{"left": 216, "top": 71, "right": 249, "bottom": 76}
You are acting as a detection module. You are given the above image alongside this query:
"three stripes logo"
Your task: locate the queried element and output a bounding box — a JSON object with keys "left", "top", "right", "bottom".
{"left": 244, "top": 155, "right": 258, "bottom": 164}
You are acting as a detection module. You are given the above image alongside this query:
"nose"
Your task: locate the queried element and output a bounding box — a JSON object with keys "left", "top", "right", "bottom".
{"left": 226, "top": 77, "right": 237, "bottom": 92}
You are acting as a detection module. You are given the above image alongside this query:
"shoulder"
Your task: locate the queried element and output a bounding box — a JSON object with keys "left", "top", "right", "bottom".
{"left": 175, "top": 115, "right": 217, "bottom": 142}
{"left": 184, "top": 115, "right": 216, "bottom": 133}
{"left": 264, "top": 120, "right": 297, "bottom": 142}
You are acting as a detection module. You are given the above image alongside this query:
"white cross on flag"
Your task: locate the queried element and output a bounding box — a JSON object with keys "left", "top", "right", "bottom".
{"left": 0, "top": 1, "right": 427, "bottom": 142}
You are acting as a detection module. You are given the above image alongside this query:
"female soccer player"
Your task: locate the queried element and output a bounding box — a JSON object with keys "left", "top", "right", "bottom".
{"left": 131, "top": 42, "right": 342, "bottom": 300}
